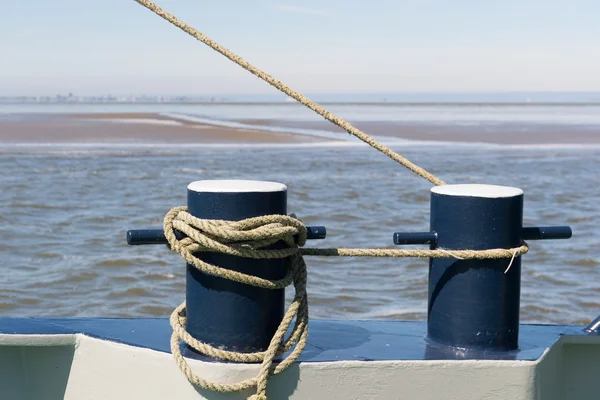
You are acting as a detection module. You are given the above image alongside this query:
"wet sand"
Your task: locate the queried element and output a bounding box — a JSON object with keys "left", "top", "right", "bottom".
{"left": 239, "top": 119, "right": 600, "bottom": 145}
{"left": 1, "top": 112, "right": 599, "bottom": 145}
{"left": 0, "top": 113, "right": 324, "bottom": 144}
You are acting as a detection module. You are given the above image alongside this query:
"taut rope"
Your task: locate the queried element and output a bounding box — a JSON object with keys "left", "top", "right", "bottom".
{"left": 133, "top": 0, "right": 445, "bottom": 187}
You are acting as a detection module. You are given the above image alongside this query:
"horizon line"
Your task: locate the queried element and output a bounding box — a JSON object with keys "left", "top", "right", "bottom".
{"left": 2, "top": 91, "right": 600, "bottom": 97}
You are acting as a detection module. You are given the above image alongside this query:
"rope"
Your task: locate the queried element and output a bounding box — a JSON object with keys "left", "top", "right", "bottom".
{"left": 302, "top": 246, "right": 528, "bottom": 259}
{"left": 133, "top": 0, "right": 446, "bottom": 187}
{"left": 164, "top": 208, "right": 528, "bottom": 399}
{"left": 164, "top": 208, "right": 309, "bottom": 400}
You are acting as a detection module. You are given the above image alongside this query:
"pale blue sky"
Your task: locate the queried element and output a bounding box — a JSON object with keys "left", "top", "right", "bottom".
{"left": 1, "top": 0, "right": 599, "bottom": 95}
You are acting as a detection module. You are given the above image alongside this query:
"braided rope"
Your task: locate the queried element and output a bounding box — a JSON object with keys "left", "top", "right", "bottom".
{"left": 302, "top": 245, "right": 528, "bottom": 260}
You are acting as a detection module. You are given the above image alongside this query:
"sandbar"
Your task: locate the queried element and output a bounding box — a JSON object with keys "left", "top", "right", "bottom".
{"left": 0, "top": 113, "right": 325, "bottom": 144}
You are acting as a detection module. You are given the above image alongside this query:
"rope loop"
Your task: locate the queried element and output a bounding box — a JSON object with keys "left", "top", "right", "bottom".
{"left": 164, "top": 207, "right": 309, "bottom": 399}
{"left": 164, "top": 206, "right": 307, "bottom": 289}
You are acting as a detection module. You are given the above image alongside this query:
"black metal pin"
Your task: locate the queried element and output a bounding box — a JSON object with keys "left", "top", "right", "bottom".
{"left": 127, "top": 225, "right": 326, "bottom": 245}
{"left": 393, "top": 226, "right": 571, "bottom": 246}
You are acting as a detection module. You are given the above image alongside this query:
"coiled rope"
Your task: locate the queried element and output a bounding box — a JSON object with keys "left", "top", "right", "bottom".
{"left": 165, "top": 208, "right": 309, "bottom": 400}
{"left": 133, "top": 1, "right": 528, "bottom": 398}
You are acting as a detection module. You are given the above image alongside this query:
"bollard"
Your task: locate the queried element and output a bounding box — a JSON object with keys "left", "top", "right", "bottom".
{"left": 393, "top": 183, "right": 572, "bottom": 352}
{"left": 427, "top": 184, "right": 524, "bottom": 350}
{"left": 126, "top": 179, "right": 327, "bottom": 354}
{"left": 182, "top": 179, "right": 288, "bottom": 353}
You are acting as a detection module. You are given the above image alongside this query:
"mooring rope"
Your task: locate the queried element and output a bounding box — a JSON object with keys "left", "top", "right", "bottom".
{"left": 165, "top": 208, "right": 309, "bottom": 400}
{"left": 164, "top": 208, "right": 528, "bottom": 399}
{"left": 133, "top": 0, "right": 445, "bottom": 187}
{"left": 132, "top": 1, "right": 527, "bottom": 398}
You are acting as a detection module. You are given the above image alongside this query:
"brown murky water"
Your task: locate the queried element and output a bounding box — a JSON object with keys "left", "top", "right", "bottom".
{"left": 1, "top": 144, "right": 598, "bottom": 324}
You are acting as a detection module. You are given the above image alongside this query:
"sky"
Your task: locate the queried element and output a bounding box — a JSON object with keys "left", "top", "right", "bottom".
{"left": 1, "top": 0, "right": 599, "bottom": 95}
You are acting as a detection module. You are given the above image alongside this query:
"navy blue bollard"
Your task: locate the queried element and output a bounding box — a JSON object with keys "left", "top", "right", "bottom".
{"left": 393, "top": 184, "right": 572, "bottom": 351}
{"left": 126, "top": 180, "right": 327, "bottom": 354}
{"left": 184, "top": 179, "right": 289, "bottom": 353}
{"left": 427, "top": 184, "right": 524, "bottom": 350}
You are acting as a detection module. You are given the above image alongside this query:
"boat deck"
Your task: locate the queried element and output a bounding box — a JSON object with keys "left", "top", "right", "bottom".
{"left": 0, "top": 318, "right": 587, "bottom": 361}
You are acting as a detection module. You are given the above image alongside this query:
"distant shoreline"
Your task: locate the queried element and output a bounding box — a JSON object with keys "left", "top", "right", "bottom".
{"left": 3, "top": 91, "right": 600, "bottom": 106}
{"left": 3, "top": 101, "right": 600, "bottom": 107}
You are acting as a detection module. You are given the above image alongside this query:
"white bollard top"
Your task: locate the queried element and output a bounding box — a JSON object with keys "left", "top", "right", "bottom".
{"left": 431, "top": 184, "right": 523, "bottom": 198}
{"left": 187, "top": 180, "right": 287, "bottom": 193}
